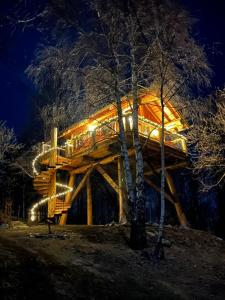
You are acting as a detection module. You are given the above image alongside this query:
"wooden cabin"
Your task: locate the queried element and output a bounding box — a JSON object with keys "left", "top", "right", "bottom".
{"left": 31, "top": 89, "right": 188, "bottom": 226}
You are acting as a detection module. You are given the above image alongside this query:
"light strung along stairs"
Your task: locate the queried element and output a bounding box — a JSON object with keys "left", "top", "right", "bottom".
{"left": 30, "top": 133, "right": 73, "bottom": 221}
{"left": 31, "top": 165, "right": 72, "bottom": 221}
{"left": 33, "top": 170, "right": 54, "bottom": 197}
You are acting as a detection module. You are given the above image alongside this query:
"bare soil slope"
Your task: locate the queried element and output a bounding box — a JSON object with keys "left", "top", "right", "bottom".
{"left": 0, "top": 225, "right": 225, "bottom": 300}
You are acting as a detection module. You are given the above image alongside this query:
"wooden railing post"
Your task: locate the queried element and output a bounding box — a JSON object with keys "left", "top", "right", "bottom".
{"left": 49, "top": 127, "right": 58, "bottom": 167}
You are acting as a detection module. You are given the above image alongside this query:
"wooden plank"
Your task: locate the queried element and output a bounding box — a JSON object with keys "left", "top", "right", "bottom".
{"left": 96, "top": 165, "right": 119, "bottom": 194}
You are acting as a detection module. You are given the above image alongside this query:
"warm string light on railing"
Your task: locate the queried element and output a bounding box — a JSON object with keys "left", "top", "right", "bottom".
{"left": 30, "top": 146, "right": 73, "bottom": 222}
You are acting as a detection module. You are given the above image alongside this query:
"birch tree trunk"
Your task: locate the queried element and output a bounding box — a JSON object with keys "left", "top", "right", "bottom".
{"left": 154, "top": 92, "right": 165, "bottom": 259}
{"left": 115, "top": 89, "right": 136, "bottom": 223}
{"left": 129, "top": 47, "right": 147, "bottom": 249}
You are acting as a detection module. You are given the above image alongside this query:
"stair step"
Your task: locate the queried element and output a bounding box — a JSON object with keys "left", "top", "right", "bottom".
{"left": 54, "top": 208, "right": 70, "bottom": 214}
{"left": 33, "top": 182, "right": 50, "bottom": 186}
{"left": 34, "top": 190, "right": 49, "bottom": 195}
{"left": 34, "top": 178, "right": 50, "bottom": 183}
{"left": 36, "top": 190, "right": 48, "bottom": 195}
{"left": 35, "top": 185, "right": 49, "bottom": 190}
{"left": 55, "top": 204, "right": 70, "bottom": 208}
{"left": 34, "top": 176, "right": 51, "bottom": 180}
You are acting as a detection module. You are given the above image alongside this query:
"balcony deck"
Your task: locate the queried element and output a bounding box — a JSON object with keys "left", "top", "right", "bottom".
{"left": 39, "top": 114, "right": 187, "bottom": 174}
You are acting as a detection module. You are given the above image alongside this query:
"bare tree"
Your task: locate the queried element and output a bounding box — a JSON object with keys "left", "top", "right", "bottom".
{"left": 26, "top": 44, "right": 85, "bottom": 140}
{"left": 133, "top": 0, "right": 211, "bottom": 258}
{"left": 0, "top": 121, "right": 22, "bottom": 217}
{"left": 0, "top": 121, "right": 21, "bottom": 164}
{"left": 187, "top": 90, "right": 225, "bottom": 191}
{"left": 76, "top": 0, "right": 151, "bottom": 249}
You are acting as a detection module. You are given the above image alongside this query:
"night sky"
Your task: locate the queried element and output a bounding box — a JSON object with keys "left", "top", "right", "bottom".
{"left": 1, "top": 0, "right": 225, "bottom": 136}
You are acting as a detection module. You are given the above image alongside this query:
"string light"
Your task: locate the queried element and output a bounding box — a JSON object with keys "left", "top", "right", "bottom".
{"left": 30, "top": 146, "right": 73, "bottom": 222}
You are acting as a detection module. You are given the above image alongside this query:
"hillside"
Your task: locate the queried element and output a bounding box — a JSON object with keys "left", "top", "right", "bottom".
{"left": 0, "top": 224, "right": 225, "bottom": 299}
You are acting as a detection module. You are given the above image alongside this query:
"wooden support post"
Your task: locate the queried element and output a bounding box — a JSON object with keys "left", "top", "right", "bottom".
{"left": 59, "top": 213, "right": 67, "bottom": 226}
{"left": 48, "top": 172, "right": 56, "bottom": 218}
{"left": 165, "top": 171, "right": 188, "bottom": 227}
{"left": 49, "top": 127, "right": 58, "bottom": 167}
{"left": 70, "top": 168, "right": 93, "bottom": 204}
{"left": 87, "top": 175, "right": 93, "bottom": 225}
{"left": 59, "top": 173, "right": 75, "bottom": 226}
{"left": 118, "top": 158, "right": 127, "bottom": 223}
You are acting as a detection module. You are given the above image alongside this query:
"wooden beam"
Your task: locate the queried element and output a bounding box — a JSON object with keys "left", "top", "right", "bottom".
{"left": 165, "top": 171, "right": 188, "bottom": 227}
{"left": 71, "top": 149, "right": 135, "bottom": 175}
{"left": 59, "top": 173, "right": 75, "bottom": 226}
{"left": 70, "top": 168, "right": 93, "bottom": 204}
{"left": 87, "top": 175, "right": 93, "bottom": 225}
{"left": 144, "top": 161, "right": 188, "bottom": 176}
{"left": 59, "top": 213, "right": 67, "bottom": 226}
{"left": 96, "top": 165, "right": 119, "bottom": 194}
{"left": 65, "top": 173, "right": 75, "bottom": 203}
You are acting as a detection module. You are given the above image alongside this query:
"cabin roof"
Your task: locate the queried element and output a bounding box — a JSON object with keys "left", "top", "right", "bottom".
{"left": 59, "top": 88, "right": 186, "bottom": 140}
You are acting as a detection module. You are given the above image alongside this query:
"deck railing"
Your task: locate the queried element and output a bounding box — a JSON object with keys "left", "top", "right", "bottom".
{"left": 39, "top": 115, "right": 187, "bottom": 162}
{"left": 63, "top": 115, "right": 187, "bottom": 157}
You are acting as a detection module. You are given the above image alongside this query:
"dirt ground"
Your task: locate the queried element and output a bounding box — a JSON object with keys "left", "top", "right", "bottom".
{"left": 0, "top": 224, "right": 225, "bottom": 300}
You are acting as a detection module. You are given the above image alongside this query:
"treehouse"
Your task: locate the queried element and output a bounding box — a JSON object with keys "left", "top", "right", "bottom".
{"left": 30, "top": 89, "right": 188, "bottom": 226}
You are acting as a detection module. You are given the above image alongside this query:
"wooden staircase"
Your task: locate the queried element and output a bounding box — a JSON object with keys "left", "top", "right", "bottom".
{"left": 55, "top": 198, "right": 71, "bottom": 214}
{"left": 33, "top": 170, "right": 54, "bottom": 197}
{"left": 31, "top": 128, "right": 74, "bottom": 221}
{"left": 33, "top": 169, "right": 71, "bottom": 216}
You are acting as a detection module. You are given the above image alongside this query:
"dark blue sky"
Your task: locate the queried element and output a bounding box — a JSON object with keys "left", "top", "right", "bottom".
{"left": 1, "top": 0, "right": 225, "bottom": 136}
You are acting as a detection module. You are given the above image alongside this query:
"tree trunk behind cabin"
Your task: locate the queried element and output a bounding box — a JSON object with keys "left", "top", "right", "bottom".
{"left": 116, "top": 91, "right": 136, "bottom": 223}
{"left": 155, "top": 96, "right": 165, "bottom": 259}
{"left": 129, "top": 55, "right": 147, "bottom": 249}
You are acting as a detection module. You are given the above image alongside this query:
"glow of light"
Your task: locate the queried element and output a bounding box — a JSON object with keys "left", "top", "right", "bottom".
{"left": 165, "top": 124, "right": 174, "bottom": 130}
{"left": 123, "top": 117, "right": 126, "bottom": 128}
{"left": 151, "top": 129, "right": 159, "bottom": 138}
{"left": 128, "top": 116, "right": 133, "bottom": 130}
{"left": 65, "top": 140, "right": 73, "bottom": 147}
{"left": 30, "top": 145, "right": 73, "bottom": 222}
{"left": 88, "top": 124, "right": 97, "bottom": 132}
{"left": 164, "top": 107, "right": 173, "bottom": 119}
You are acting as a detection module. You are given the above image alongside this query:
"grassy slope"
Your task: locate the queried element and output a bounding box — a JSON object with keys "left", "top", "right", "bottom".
{"left": 0, "top": 225, "right": 225, "bottom": 300}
